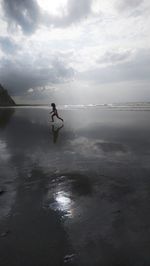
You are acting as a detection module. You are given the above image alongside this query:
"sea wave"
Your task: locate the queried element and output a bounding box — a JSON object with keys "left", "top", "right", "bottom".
{"left": 59, "top": 102, "right": 150, "bottom": 111}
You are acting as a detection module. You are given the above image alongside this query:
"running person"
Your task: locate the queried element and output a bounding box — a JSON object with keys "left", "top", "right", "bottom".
{"left": 50, "top": 103, "right": 63, "bottom": 122}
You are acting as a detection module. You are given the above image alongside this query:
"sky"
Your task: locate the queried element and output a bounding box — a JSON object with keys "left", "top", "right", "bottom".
{"left": 0, "top": 0, "right": 150, "bottom": 104}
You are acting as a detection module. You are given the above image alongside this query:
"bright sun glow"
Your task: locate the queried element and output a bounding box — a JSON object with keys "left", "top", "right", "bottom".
{"left": 37, "top": 0, "right": 68, "bottom": 15}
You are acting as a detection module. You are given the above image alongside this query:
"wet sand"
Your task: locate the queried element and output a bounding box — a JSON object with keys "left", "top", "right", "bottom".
{"left": 0, "top": 107, "right": 150, "bottom": 266}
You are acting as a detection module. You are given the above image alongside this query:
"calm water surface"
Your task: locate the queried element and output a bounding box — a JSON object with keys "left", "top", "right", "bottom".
{"left": 0, "top": 107, "right": 150, "bottom": 266}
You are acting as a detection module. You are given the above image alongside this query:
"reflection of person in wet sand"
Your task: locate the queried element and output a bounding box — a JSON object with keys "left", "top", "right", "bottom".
{"left": 50, "top": 103, "right": 63, "bottom": 122}
{"left": 52, "top": 124, "right": 64, "bottom": 143}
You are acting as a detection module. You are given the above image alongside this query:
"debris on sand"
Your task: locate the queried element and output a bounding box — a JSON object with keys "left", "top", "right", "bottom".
{"left": 64, "top": 254, "right": 75, "bottom": 263}
{"left": 0, "top": 189, "right": 5, "bottom": 196}
{"left": 1, "top": 230, "right": 11, "bottom": 238}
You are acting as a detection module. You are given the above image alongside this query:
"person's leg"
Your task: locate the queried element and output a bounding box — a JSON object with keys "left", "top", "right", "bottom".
{"left": 51, "top": 114, "right": 55, "bottom": 122}
{"left": 56, "top": 114, "right": 63, "bottom": 122}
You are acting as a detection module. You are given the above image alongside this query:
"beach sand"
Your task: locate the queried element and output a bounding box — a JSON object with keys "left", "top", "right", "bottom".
{"left": 0, "top": 107, "right": 150, "bottom": 266}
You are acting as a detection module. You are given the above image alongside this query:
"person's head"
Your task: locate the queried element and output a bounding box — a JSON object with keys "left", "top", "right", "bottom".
{"left": 51, "top": 103, "right": 56, "bottom": 108}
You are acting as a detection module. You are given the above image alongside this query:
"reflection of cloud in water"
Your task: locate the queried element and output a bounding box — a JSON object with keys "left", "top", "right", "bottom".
{"left": 69, "top": 137, "right": 129, "bottom": 158}
{"left": 69, "top": 137, "right": 101, "bottom": 158}
{"left": 0, "top": 139, "right": 11, "bottom": 161}
{"left": 96, "top": 142, "right": 127, "bottom": 153}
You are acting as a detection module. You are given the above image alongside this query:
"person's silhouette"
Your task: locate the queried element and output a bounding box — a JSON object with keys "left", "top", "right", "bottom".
{"left": 50, "top": 103, "right": 63, "bottom": 122}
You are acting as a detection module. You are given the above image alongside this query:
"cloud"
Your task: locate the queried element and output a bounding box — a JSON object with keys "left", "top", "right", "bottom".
{"left": 64, "top": 0, "right": 92, "bottom": 25}
{"left": 97, "top": 50, "right": 132, "bottom": 65}
{"left": 1, "top": 0, "right": 94, "bottom": 34}
{"left": 2, "top": 0, "right": 41, "bottom": 34}
{"left": 0, "top": 0, "right": 150, "bottom": 103}
{"left": 42, "top": 0, "right": 93, "bottom": 28}
{"left": 0, "top": 55, "right": 74, "bottom": 95}
{"left": 116, "top": 0, "right": 143, "bottom": 11}
{"left": 80, "top": 49, "right": 150, "bottom": 84}
{"left": 0, "top": 36, "right": 20, "bottom": 53}
{"left": 115, "top": 0, "right": 150, "bottom": 17}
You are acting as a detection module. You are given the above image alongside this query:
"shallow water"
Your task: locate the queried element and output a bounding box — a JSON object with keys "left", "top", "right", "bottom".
{"left": 0, "top": 107, "right": 150, "bottom": 266}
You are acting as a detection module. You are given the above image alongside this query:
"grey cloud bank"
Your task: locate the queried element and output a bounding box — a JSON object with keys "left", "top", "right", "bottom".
{"left": 0, "top": 55, "right": 74, "bottom": 95}
{"left": 97, "top": 50, "right": 132, "bottom": 64}
{"left": 82, "top": 49, "right": 150, "bottom": 84}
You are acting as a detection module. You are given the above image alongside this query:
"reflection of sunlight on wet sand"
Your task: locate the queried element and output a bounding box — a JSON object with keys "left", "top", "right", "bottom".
{"left": 44, "top": 173, "right": 93, "bottom": 220}
{"left": 56, "top": 191, "right": 71, "bottom": 207}
{"left": 56, "top": 191, "right": 73, "bottom": 217}
{"left": 50, "top": 190, "right": 74, "bottom": 218}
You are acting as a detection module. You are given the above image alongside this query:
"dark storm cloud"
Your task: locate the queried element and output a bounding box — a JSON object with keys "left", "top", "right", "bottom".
{"left": 0, "top": 57, "right": 74, "bottom": 95}
{"left": 80, "top": 49, "right": 150, "bottom": 84}
{"left": 2, "top": 0, "right": 41, "bottom": 34}
{"left": 0, "top": 36, "right": 20, "bottom": 53}
{"left": 1, "top": 0, "right": 93, "bottom": 34}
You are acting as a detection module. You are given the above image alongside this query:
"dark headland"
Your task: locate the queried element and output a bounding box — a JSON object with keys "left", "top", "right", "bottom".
{"left": 0, "top": 84, "right": 16, "bottom": 106}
